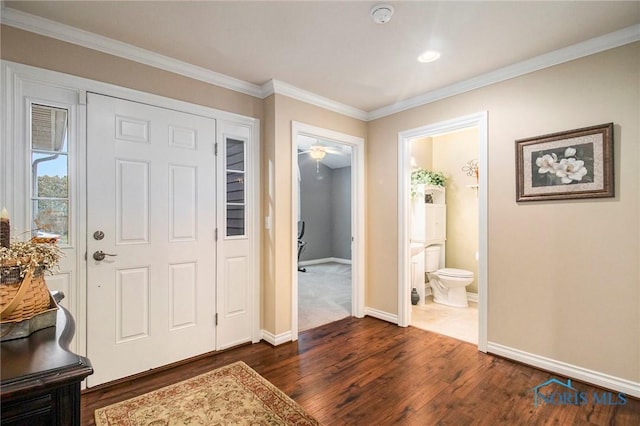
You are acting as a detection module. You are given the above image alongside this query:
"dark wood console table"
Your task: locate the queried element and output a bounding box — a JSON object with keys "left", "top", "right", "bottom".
{"left": 1, "top": 305, "right": 93, "bottom": 425}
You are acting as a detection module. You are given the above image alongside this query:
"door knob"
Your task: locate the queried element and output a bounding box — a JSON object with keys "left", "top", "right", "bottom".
{"left": 93, "top": 250, "right": 117, "bottom": 261}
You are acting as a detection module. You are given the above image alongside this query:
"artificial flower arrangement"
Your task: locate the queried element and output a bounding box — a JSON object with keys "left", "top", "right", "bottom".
{"left": 411, "top": 168, "right": 446, "bottom": 198}
{"left": 0, "top": 238, "right": 63, "bottom": 278}
{"left": 0, "top": 208, "right": 62, "bottom": 275}
{"left": 0, "top": 208, "right": 63, "bottom": 326}
{"left": 411, "top": 168, "right": 447, "bottom": 187}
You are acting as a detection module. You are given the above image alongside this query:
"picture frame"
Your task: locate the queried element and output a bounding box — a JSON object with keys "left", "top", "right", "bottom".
{"left": 515, "top": 123, "right": 614, "bottom": 202}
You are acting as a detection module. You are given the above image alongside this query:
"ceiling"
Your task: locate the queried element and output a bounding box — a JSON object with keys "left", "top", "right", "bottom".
{"left": 2, "top": 1, "right": 639, "bottom": 114}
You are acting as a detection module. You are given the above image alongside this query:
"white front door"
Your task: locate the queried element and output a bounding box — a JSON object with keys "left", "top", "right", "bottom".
{"left": 86, "top": 93, "right": 217, "bottom": 386}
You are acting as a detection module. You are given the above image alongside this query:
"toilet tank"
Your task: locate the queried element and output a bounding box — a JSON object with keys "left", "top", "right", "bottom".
{"left": 425, "top": 245, "right": 441, "bottom": 272}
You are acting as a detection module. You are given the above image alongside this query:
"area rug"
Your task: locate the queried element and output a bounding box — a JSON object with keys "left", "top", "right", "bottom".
{"left": 94, "top": 361, "right": 319, "bottom": 425}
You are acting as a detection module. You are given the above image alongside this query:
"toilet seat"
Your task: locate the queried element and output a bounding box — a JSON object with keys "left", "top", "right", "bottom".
{"left": 436, "top": 268, "right": 473, "bottom": 278}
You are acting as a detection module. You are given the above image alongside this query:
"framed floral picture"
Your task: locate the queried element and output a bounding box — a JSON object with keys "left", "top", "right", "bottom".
{"left": 515, "top": 123, "right": 614, "bottom": 202}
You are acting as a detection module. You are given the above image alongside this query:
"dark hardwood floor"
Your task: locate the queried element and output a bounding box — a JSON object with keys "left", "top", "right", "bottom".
{"left": 81, "top": 317, "right": 639, "bottom": 425}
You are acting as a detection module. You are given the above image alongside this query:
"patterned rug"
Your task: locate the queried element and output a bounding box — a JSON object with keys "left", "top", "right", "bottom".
{"left": 94, "top": 361, "right": 319, "bottom": 425}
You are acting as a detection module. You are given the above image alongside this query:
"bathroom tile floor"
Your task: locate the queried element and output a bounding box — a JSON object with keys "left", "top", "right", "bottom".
{"left": 411, "top": 296, "right": 478, "bottom": 344}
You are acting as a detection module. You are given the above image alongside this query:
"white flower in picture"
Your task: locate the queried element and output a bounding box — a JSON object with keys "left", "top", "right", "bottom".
{"left": 536, "top": 153, "right": 558, "bottom": 174}
{"left": 533, "top": 145, "right": 592, "bottom": 186}
{"left": 555, "top": 158, "right": 588, "bottom": 183}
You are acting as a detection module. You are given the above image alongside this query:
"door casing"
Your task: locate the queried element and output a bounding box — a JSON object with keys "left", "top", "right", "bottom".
{"left": 397, "top": 111, "right": 488, "bottom": 352}
{"left": 291, "top": 121, "right": 365, "bottom": 341}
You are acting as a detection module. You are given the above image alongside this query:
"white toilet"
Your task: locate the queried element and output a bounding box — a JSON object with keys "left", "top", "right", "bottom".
{"left": 425, "top": 245, "right": 474, "bottom": 308}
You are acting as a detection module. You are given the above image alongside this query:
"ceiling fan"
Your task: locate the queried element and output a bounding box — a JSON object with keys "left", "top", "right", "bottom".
{"left": 298, "top": 143, "right": 345, "bottom": 173}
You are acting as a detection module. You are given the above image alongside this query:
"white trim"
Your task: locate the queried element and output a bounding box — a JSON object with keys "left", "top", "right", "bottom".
{"left": 397, "top": 112, "right": 488, "bottom": 353}
{"left": 466, "top": 292, "right": 478, "bottom": 303}
{"left": 1, "top": 63, "right": 17, "bottom": 226}
{"left": 1, "top": 61, "right": 254, "bottom": 125}
{"left": 263, "top": 80, "right": 368, "bottom": 121}
{"left": 3, "top": 65, "right": 89, "bottom": 356}
{"left": 291, "top": 121, "right": 365, "bottom": 342}
{"left": 364, "top": 307, "right": 398, "bottom": 324}
{"left": 3, "top": 6, "right": 637, "bottom": 122}
{"left": 260, "top": 329, "right": 293, "bottom": 347}
{"left": 488, "top": 342, "right": 640, "bottom": 398}
{"left": 298, "top": 257, "right": 352, "bottom": 266}
{"left": 367, "top": 24, "right": 640, "bottom": 120}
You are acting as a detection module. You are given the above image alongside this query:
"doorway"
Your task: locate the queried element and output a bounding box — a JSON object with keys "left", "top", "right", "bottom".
{"left": 397, "top": 112, "right": 488, "bottom": 352}
{"left": 297, "top": 136, "right": 352, "bottom": 331}
{"left": 291, "top": 122, "right": 365, "bottom": 340}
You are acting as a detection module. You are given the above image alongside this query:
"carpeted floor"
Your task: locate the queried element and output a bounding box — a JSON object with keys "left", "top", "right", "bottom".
{"left": 298, "top": 262, "right": 351, "bottom": 332}
{"left": 94, "top": 361, "right": 319, "bottom": 425}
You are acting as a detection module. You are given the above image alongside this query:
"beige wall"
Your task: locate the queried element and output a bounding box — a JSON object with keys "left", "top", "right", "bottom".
{"left": 367, "top": 42, "right": 640, "bottom": 382}
{"left": 3, "top": 23, "right": 638, "bottom": 384}
{"left": 264, "top": 94, "right": 366, "bottom": 335}
{"left": 410, "top": 136, "right": 433, "bottom": 169}
{"left": 262, "top": 95, "right": 277, "bottom": 333}
{"left": 431, "top": 129, "right": 479, "bottom": 293}
{"left": 0, "top": 25, "right": 263, "bottom": 118}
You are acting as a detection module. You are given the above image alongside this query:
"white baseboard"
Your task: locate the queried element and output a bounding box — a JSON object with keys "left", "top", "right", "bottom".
{"left": 364, "top": 307, "right": 398, "bottom": 325}
{"left": 466, "top": 292, "right": 478, "bottom": 303}
{"left": 299, "top": 257, "right": 352, "bottom": 266}
{"left": 260, "top": 329, "right": 292, "bottom": 346}
{"left": 487, "top": 342, "right": 640, "bottom": 398}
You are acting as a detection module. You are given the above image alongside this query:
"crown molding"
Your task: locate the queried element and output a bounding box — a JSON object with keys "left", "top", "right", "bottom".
{"left": 2, "top": 5, "right": 638, "bottom": 122}
{"left": 367, "top": 24, "right": 640, "bottom": 120}
{"left": 0, "top": 6, "right": 264, "bottom": 98}
{"left": 262, "top": 79, "right": 368, "bottom": 121}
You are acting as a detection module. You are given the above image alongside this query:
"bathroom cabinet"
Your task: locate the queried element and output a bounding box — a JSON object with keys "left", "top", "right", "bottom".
{"left": 423, "top": 186, "right": 446, "bottom": 245}
{"left": 410, "top": 185, "right": 447, "bottom": 304}
{"left": 411, "top": 185, "right": 446, "bottom": 249}
{"left": 425, "top": 204, "right": 446, "bottom": 244}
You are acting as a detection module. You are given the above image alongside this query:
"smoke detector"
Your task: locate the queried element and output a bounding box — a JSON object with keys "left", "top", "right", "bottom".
{"left": 370, "top": 4, "right": 394, "bottom": 24}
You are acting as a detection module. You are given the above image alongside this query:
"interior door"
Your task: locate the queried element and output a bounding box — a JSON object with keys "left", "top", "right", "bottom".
{"left": 86, "top": 93, "right": 217, "bottom": 386}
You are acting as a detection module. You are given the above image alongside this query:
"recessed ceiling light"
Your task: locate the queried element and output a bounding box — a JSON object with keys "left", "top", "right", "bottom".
{"left": 417, "top": 50, "right": 441, "bottom": 63}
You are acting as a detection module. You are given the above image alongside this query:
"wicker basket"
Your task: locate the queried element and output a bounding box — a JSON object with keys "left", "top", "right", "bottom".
{"left": 0, "top": 257, "right": 51, "bottom": 323}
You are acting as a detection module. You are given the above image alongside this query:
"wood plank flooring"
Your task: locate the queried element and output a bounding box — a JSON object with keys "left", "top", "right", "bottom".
{"left": 81, "top": 317, "right": 639, "bottom": 425}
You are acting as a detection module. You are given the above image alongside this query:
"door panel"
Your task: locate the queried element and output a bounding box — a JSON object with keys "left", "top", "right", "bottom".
{"left": 116, "top": 159, "right": 149, "bottom": 243}
{"left": 216, "top": 121, "right": 255, "bottom": 349}
{"left": 87, "top": 93, "right": 217, "bottom": 386}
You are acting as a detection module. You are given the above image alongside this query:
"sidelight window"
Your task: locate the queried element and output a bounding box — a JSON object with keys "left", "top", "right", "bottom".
{"left": 30, "top": 104, "right": 70, "bottom": 244}
{"left": 225, "top": 137, "right": 246, "bottom": 237}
